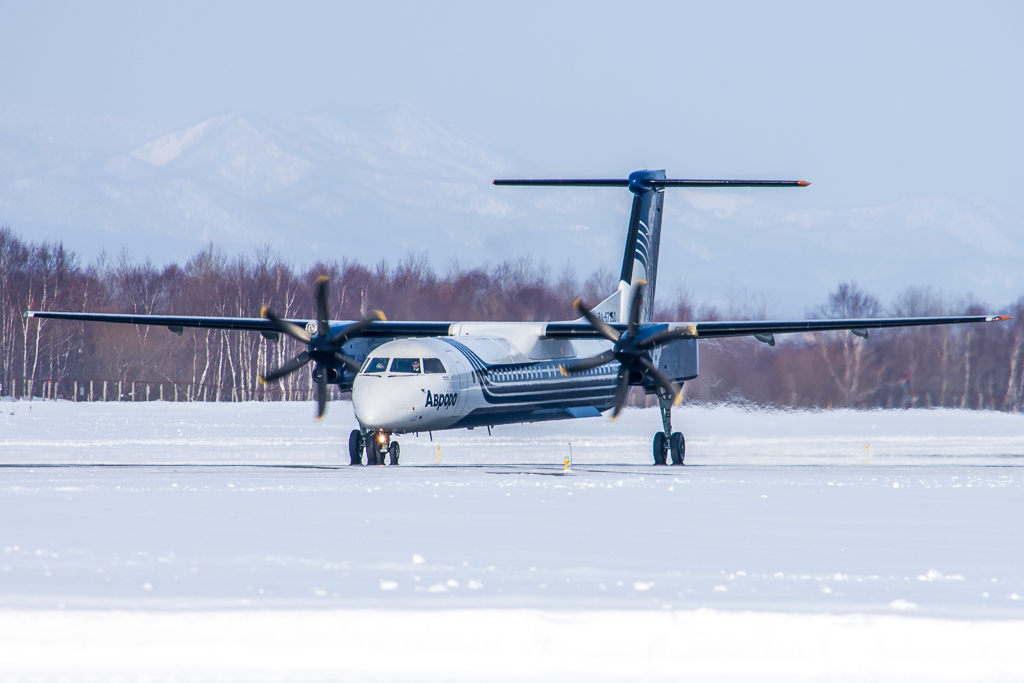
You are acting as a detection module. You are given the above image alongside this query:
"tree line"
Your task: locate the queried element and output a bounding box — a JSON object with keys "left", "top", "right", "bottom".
{"left": 2, "top": 224, "right": 1022, "bottom": 412}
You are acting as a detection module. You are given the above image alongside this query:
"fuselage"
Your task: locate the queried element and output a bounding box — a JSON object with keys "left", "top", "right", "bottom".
{"left": 351, "top": 332, "right": 620, "bottom": 433}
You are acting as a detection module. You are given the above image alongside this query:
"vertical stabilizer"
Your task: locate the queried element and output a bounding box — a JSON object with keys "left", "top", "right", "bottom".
{"left": 616, "top": 170, "right": 666, "bottom": 323}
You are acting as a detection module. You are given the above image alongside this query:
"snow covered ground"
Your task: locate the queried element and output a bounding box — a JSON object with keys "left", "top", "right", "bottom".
{"left": 1, "top": 399, "right": 1023, "bottom": 681}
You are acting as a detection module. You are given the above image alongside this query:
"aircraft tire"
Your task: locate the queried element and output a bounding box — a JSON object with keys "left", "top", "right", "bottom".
{"left": 348, "top": 430, "right": 363, "bottom": 466}
{"left": 388, "top": 441, "right": 400, "bottom": 465}
{"left": 670, "top": 432, "right": 685, "bottom": 465}
{"left": 653, "top": 432, "right": 668, "bottom": 466}
{"left": 367, "top": 437, "right": 380, "bottom": 466}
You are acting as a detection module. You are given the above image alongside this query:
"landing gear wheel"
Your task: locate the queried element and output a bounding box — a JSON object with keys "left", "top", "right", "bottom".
{"left": 348, "top": 430, "right": 364, "bottom": 466}
{"left": 367, "top": 436, "right": 381, "bottom": 466}
{"left": 388, "top": 441, "right": 400, "bottom": 465}
{"left": 653, "top": 431, "right": 668, "bottom": 466}
{"left": 670, "top": 432, "right": 685, "bottom": 465}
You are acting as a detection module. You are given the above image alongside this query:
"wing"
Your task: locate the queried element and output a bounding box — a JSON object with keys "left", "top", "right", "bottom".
{"left": 24, "top": 310, "right": 1011, "bottom": 342}
{"left": 692, "top": 315, "right": 1011, "bottom": 339}
{"left": 544, "top": 314, "right": 1011, "bottom": 340}
{"left": 22, "top": 311, "right": 452, "bottom": 338}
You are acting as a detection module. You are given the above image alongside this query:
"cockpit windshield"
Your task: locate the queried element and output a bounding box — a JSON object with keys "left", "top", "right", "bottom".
{"left": 390, "top": 358, "right": 421, "bottom": 373}
{"left": 423, "top": 358, "right": 446, "bottom": 374}
{"left": 363, "top": 358, "right": 389, "bottom": 373}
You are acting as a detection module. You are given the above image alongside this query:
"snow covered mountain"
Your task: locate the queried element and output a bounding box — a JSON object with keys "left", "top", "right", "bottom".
{"left": 1, "top": 103, "right": 1021, "bottom": 315}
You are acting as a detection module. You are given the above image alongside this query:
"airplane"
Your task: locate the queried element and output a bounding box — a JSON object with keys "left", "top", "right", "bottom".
{"left": 25, "top": 170, "right": 1011, "bottom": 466}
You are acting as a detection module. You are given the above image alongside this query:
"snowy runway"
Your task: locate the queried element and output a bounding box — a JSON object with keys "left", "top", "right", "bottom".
{"left": 2, "top": 400, "right": 1023, "bottom": 680}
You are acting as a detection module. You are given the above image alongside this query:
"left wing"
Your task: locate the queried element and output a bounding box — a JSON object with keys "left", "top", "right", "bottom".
{"left": 693, "top": 314, "right": 1011, "bottom": 340}
{"left": 544, "top": 314, "right": 1011, "bottom": 341}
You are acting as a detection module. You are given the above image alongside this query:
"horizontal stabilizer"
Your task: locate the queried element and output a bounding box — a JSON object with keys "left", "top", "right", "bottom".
{"left": 653, "top": 179, "right": 809, "bottom": 187}
{"left": 493, "top": 179, "right": 629, "bottom": 187}
{"left": 494, "top": 178, "right": 809, "bottom": 188}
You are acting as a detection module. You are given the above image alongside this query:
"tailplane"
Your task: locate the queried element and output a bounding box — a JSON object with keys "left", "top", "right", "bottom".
{"left": 494, "top": 171, "right": 809, "bottom": 323}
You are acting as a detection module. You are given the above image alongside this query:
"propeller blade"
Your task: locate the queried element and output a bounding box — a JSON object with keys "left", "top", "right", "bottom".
{"left": 637, "top": 356, "right": 683, "bottom": 406}
{"left": 637, "top": 324, "right": 698, "bottom": 350}
{"left": 329, "top": 310, "right": 387, "bottom": 346}
{"left": 332, "top": 352, "right": 362, "bottom": 373}
{"left": 608, "top": 364, "right": 632, "bottom": 420}
{"left": 315, "top": 366, "right": 328, "bottom": 420}
{"left": 574, "top": 298, "right": 621, "bottom": 343}
{"left": 558, "top": 349, "right": 617, "bottom": 376}
{"left": 260, "top": 351, "right": 311, "bottom": 383}
{"left": 627, "top": 280, "right": 647, "bottom": 338}
{"left": 262, "top": 307, "right": 312, "bottom": 344}
{"left": 315, "top": 276, "right": 330, "bottom": 339}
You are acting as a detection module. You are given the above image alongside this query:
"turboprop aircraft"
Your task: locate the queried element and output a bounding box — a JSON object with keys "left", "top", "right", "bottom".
{"left": 25, "top": 170, "right": 1011, "bottom": 466}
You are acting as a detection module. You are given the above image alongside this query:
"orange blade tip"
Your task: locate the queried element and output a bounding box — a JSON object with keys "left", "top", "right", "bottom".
{"left": 797, "top": 180, "right": 811, "bottom": 186}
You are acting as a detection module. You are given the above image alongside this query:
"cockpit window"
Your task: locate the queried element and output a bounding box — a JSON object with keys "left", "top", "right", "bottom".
{"left": 364, "top": 358, "right": 389, "bottom": 373}
{"left": 423, "top": 358, "right": 446, "bottom": 374}
{"left": 390, "top": 358, "right": 421, "bottom": 373}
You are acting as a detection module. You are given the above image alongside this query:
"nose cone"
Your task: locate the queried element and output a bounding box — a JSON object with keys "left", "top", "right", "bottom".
{"left": 352, "top": 375, "right": 422, "bottom": 431}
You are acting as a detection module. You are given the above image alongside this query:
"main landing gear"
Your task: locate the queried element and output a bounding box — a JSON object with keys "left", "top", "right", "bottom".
{"left": 653, "top": 388, "right": 685, "bottom": 466}
{"left": 349, "top": 429, "right": 400, "bottom": 466}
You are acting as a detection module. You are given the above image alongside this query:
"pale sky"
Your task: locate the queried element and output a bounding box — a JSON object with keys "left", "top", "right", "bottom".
{"left": 3, "top": 1, "right": 1022, "bottom": 211}
{"left": 2, "top": 1, "right": 1023, "bottom": 316}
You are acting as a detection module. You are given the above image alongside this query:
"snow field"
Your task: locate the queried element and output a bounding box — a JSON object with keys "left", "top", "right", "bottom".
{"left": 2, "top": 399, "right": 1023, "bottom": 680}
{"left": 3, "top": 399, "right": 1024, "bottom": 466}
{"left": 1, "top": 608, "right": 1023, "bottom": 682}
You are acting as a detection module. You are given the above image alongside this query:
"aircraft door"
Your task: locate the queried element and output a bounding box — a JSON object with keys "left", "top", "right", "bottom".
{"left": 443, "top": 348, "right": 471, "bottom": 390}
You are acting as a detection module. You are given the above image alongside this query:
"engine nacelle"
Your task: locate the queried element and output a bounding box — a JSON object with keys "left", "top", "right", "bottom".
{"left": 651, "top": 338, "right": 699, "bottom": 383}
{"left": 311, "top": 365, "right": 342, "bottom": 384}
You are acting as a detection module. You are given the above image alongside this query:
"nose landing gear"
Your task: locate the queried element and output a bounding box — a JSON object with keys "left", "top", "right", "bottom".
{"left": 654, "top": 388, "right": 685, "bottom": 466}
{"left": 349, "top": 429, "right": 400, "bottom": 465}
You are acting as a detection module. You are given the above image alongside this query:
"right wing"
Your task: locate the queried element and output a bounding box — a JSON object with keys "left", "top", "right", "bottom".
{"left": 22, "top": 311, "right": 452, "bottom": 338}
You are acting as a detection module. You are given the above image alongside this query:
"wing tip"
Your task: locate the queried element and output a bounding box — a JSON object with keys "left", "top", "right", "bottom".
{"left": 797, "top": 180, "right": 811, "bottom": 187}
{"left": 988, "top": 315, "right": 1013, "bottom": 322}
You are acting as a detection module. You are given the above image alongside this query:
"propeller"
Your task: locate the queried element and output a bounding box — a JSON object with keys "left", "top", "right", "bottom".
{"left": 259, "top": 275, "right": 385, "bottom": 419}
{"left": 558, "top": 281, "right": 696, "bottom": 419}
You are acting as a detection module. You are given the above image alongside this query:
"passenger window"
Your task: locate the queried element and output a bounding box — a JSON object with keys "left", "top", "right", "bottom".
{"left": 390, "top": 358, "right": 421, "bottom": 373}
{"left": 423, "top": 358, "right": 446, "bottom": 374}
{"left": 364, "top": 358, "right": 389, "bottom": 373}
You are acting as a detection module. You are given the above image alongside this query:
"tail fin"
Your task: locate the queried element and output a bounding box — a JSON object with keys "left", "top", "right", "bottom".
{"left": 493, "top": 170, "right": 809, "bottom": 323}
{"left": 616, "top": 170, "right": 665, "bottom": 324}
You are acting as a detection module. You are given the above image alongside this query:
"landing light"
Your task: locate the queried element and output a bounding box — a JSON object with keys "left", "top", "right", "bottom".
{"left": 378, "top": 433, "right": 386, "bottom": 443}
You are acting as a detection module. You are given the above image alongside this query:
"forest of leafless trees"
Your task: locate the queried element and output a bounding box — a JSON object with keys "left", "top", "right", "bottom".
{"left": 3, "top": 223, "right": 1023, "bottom": 412}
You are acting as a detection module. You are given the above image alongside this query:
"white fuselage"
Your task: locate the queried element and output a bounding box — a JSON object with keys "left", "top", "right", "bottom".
{"left": 350, "top": 324, "right": 621, "bottom": 433}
